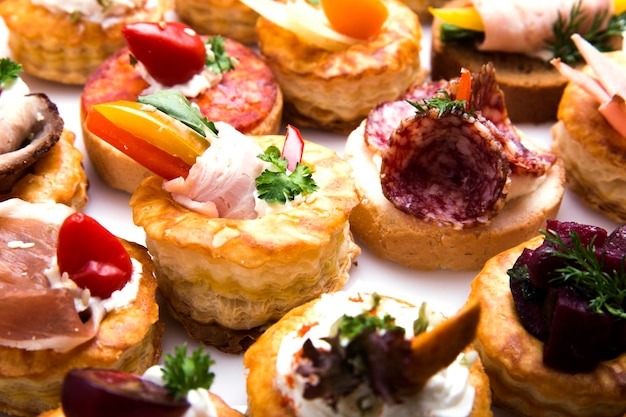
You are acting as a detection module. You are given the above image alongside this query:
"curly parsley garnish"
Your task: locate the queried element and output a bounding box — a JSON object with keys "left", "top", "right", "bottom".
{"left": 0, "top": 58, "right": 22, "bottom": 89}
{"left": 255, "top": 145, "right": 318, "bottom": 204}
{"left": 137, "top": 90, "right": 218, "bottom": 138}
{"left": 543, "top": 229, "right": 626, "bottom": 319}
{"left": 161, "top": 344, "right": 216, "bottom": 400}
{"left": 408, "top": 89, "right": 472, "bottom": 117}
{"left": 547, "top": 0, "right": 626, "bottom": 64}
{"left": 205, "top": 36, "right": 238, "bottom": 74}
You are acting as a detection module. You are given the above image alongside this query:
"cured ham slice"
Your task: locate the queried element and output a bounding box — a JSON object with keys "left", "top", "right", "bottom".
{"left": 473, "top": 0, "right": 613, "bottom": 56}
{"left": 0, "top": 200, "right": 102, "bottom": 352}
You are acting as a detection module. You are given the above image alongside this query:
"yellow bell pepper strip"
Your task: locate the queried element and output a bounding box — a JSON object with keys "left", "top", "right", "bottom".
{"left": 321, "top": 0, "right": 389, "bottom": 39}
{"left": 429, "top": 6, "right": 484, "bottom": 32}
{"left": 85, "top": 105, "right": 194, "bottom": 181}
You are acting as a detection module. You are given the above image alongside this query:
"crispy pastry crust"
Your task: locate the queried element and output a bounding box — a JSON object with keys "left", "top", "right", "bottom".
{"left": 80, "top": 38, "right": 283, "bottom": 193}
{"left": 255, "top": 0, "right": 424, "bottom": 133}
{"left": 344, "top": 121, "right": 565, "bottom": 270}
{"left": 1, "top": 129, "right": 88, "bottom": 212}
{"left": 175, "top": 0, "right": 259, "bottom": 44}
{"left": 0, "top": 0, "right": 170, "bottom": 84}
{"left": 130, "top": 135, "right": 360, "bottom": 354}
{"left": 552, "top": 51, "right": 626, "bottom": 223}
{"left": 244, "top": 294, "right": 493, "bottom": 417}
{"left": 0, "top": 240, "right": 163, "bottom": 417}
{"left": 470, "top": 236, "right": 626, "bottom": 417}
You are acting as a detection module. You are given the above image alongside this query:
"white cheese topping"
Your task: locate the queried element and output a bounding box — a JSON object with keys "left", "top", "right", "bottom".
{"left": 30, "top": 0, "right": 160, "bottom": 28}
{"left": 142, "top": 366, "right": 219, "bottom": 417}
{"left": 274, "top": 291, "right": 476, "bottom": 417}
{"left": 0, "top": 76, "right": 29, "bottom": 117}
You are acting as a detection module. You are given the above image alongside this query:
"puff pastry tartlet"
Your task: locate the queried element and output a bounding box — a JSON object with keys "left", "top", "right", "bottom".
{"left": 469, "top": 220, "right": 626, "bottom": 417}
{"left": 0, "top": 199, "right": 162, "bottom": 416}
{"left": 125, "top": 122, "right": 360, "bottom": 354}
{"left": 244, "top": 290, "right": 492, "bottom": 417}
{"left": 247, "top": 0, "right": 424, "bottom": 133}
{"left": 0, "top": 0, "right": 170, "bottom": 84}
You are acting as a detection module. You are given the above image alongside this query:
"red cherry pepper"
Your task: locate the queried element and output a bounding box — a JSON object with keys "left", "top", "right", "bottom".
{"left": 281, "top": 124, "right": 305, "bottom": 172}
{"left": 57, "top": 213, "right": 133, "bottom": 299}
{"left": 123, "top": 21, "right": 206, "bottom": 86}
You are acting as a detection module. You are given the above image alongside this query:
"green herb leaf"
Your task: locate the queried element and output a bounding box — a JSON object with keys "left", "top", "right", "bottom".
{"left": 137, "top": 89, "right": 218, "bottom": 137}
{"left": 205, "top": 36, "right": 238, "bottom": 74}
{"left": 546, "top": 0, "right": 625, "bottom": 64}
{"left": 542, "top": 229, "right": 626, "bottom": 319}
{"left": 0, "top": 58, "right": 22, "bottom": 88}
{"left": 408, "top": 89, "right": 472, "bottom": 117}
{"left": 413, "top": 302, "right": 429, "bottom": 336}
{"left": 161, "top": 344, "right": 215, "bottom": 400}
{"left": 255, "top": 145, "right": 318, "bottom": 204}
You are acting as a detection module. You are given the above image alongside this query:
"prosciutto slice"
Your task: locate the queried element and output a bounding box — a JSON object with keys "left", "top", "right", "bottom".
{"left": 0, "top": 202, "right": 102, "bottom": 352}
{"left": 473, "top": 0, "right": 613, "bottom": 56}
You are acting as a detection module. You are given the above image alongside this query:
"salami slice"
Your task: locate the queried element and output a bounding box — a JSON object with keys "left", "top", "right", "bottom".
{"left": 380, "top": 110, "right": 511, "bottom": 229}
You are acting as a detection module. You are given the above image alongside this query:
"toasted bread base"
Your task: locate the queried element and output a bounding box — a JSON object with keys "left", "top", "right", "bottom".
{"left": 469, "top": 236, "right": 626, "bottom": 417}
{"left": 344, "top": 121, "right": 565, "bottom": 270}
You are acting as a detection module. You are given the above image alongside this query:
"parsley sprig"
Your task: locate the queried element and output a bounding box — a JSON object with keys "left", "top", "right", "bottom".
{"left": 161, "top": 344, "right": 215, "bottom": 400}
{"left": 547, "top": 0, "right": 626, "bottom": 64}
{"left": 543, "top": 229, "right": 626, "bottom": 319}
{"left": 205, "top": 36, "right": 238, "bottom": 74}
{"left": 0, "top": 58, "right": 22, "bottom": 89}
{"left": 408, "top": 90, "right": 472, "bottom": 117}
{"left": 256, "top": 146, "right": 318, "bottom": 204}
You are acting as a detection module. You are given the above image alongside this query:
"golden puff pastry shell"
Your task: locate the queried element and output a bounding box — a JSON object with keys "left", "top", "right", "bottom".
{"left": 470, "top": 236, "right": 626, "bottom": 417}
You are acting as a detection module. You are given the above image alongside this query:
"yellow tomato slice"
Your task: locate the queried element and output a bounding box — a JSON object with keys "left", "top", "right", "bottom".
{"left": 321, "top": 0, "right": 389, "bottom": 40}
{"left": 429, "top": 6, "right": 484, "bottom": 32}
{"left": 91, "top": 101, "right": 210, "bottom": 165}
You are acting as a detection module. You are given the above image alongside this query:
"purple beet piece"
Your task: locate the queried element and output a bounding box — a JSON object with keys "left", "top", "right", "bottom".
{"left": 543, "top": 286, "right": 612, "bottom": 373}
{"left": 509, "top": 258, "right": 549, "bottom": 341}
{"left": 597, "top": 224, "right": 626, "bottom": 273}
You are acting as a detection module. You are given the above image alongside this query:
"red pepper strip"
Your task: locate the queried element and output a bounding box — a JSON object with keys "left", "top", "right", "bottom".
{"left": 86, "top": 107, "right": 192, "bottom": 181}
{"left": 281, "top": 124, "right": 305, "bottom": 172}
{"left": 457, "top": 67, "right": 472, "bottom": 110}
{"left": 57, "top": 212, "right": 133, "bottom": 299}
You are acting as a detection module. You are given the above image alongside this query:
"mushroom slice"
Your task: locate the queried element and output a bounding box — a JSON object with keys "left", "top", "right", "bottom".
{"left": 0, "top": 93, "right": 64, "bottom": 193}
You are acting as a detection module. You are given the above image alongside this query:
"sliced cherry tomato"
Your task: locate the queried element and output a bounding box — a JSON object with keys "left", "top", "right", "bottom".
{"left": 86, "top": 105, "right": 192, "bottom": 181}
{"left": 281, "top": 124, "right": 304, "bottom": 172}
{"left": 57, "top": 213, "right": 132, "bottom": 299}
{"left": 321, "top": 0, "right": 388, "bottom": 40}
{"left": 456, "top": 67, "right": 472, "bottom": 110}
{"left": 123, "top": 21, "right": 206, "bottom": 86}
{"left": 62, "top": 369, "right": 189, "bottom": 417}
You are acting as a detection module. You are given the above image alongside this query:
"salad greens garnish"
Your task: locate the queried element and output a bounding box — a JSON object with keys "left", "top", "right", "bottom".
{"left": 0, "top": 57, "right": 22, "bottom": 89}
{"left": 161, "top": 344, "right": 216, "bottom": 400}
{"left": 256, "top": 146, "right": 318, "bottom": 204}
{"left": 543, "top": 229, "right": 626, "bottom": 319}
{"left": 137, "top": 90, "right": 218, "bottom": 137}
{"left": 408, "top": 90, "right": 473, "bottom": 117}
{"left": 205, "top": 36, "right": 238, "bottom": 74}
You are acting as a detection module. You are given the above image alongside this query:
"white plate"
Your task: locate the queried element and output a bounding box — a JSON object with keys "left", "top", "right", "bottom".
{"left": 0, "top": 17, "right": 620, "bottom": 417}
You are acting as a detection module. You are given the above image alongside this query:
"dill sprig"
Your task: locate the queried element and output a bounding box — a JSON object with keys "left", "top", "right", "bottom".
{"left": 407, "top": 90, "right": 472, "bottom": 117}
{"left": 161, "top": 344, "right": 216, "bottom": 400}
{"left": 543, "top": 229, "right": 626, "bottom": 319}
{"left": 546, "top": 0, "right": 626, "bottom": 64}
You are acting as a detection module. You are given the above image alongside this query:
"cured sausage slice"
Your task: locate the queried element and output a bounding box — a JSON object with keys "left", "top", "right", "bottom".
{"left": 380, "top": 110, "right": 511, "bottom": 229}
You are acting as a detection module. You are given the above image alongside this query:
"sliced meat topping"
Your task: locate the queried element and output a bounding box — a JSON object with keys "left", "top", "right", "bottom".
{"left": 0, "top": 208, "right": 102, "bottom": 352}
{"left": 0, "top": 93, "right": 64, "bottom": 193}
{"left": 380, "top": 110, "right": 511, "bottom": 230}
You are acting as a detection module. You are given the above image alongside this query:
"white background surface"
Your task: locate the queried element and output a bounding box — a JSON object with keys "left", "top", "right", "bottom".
{"left": 1, "top": 16, "right": 621, "bottom": 417}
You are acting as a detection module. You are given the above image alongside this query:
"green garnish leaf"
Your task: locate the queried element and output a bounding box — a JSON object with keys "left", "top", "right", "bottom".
{"left": 338, "top": 294, "right": 400, "bottom": 340}
{"left": 408, "top": 89, "right": 472, "bottom": 117}
{"left": 0, "top": 58, "right": 22, "bottom": 88}
{"left": 255, "top": 145, "right": 318, "bottom": 204}
{"left": 412, "top": 302, "right": 429, "bottom": 336}
{"left": 547, "top": 0, "right": 626, "bottom": 64}
{"left": 543, "top": 229, "right": 626, "bottom": 319}
{"left": 161, "top": 344, "right": 215, "bottom": 400}
{"left": 205, "top": 36, "right": 238, "bottom": 74}
{"left": 137, "top": 89, "right": 218, "bottom": 138}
